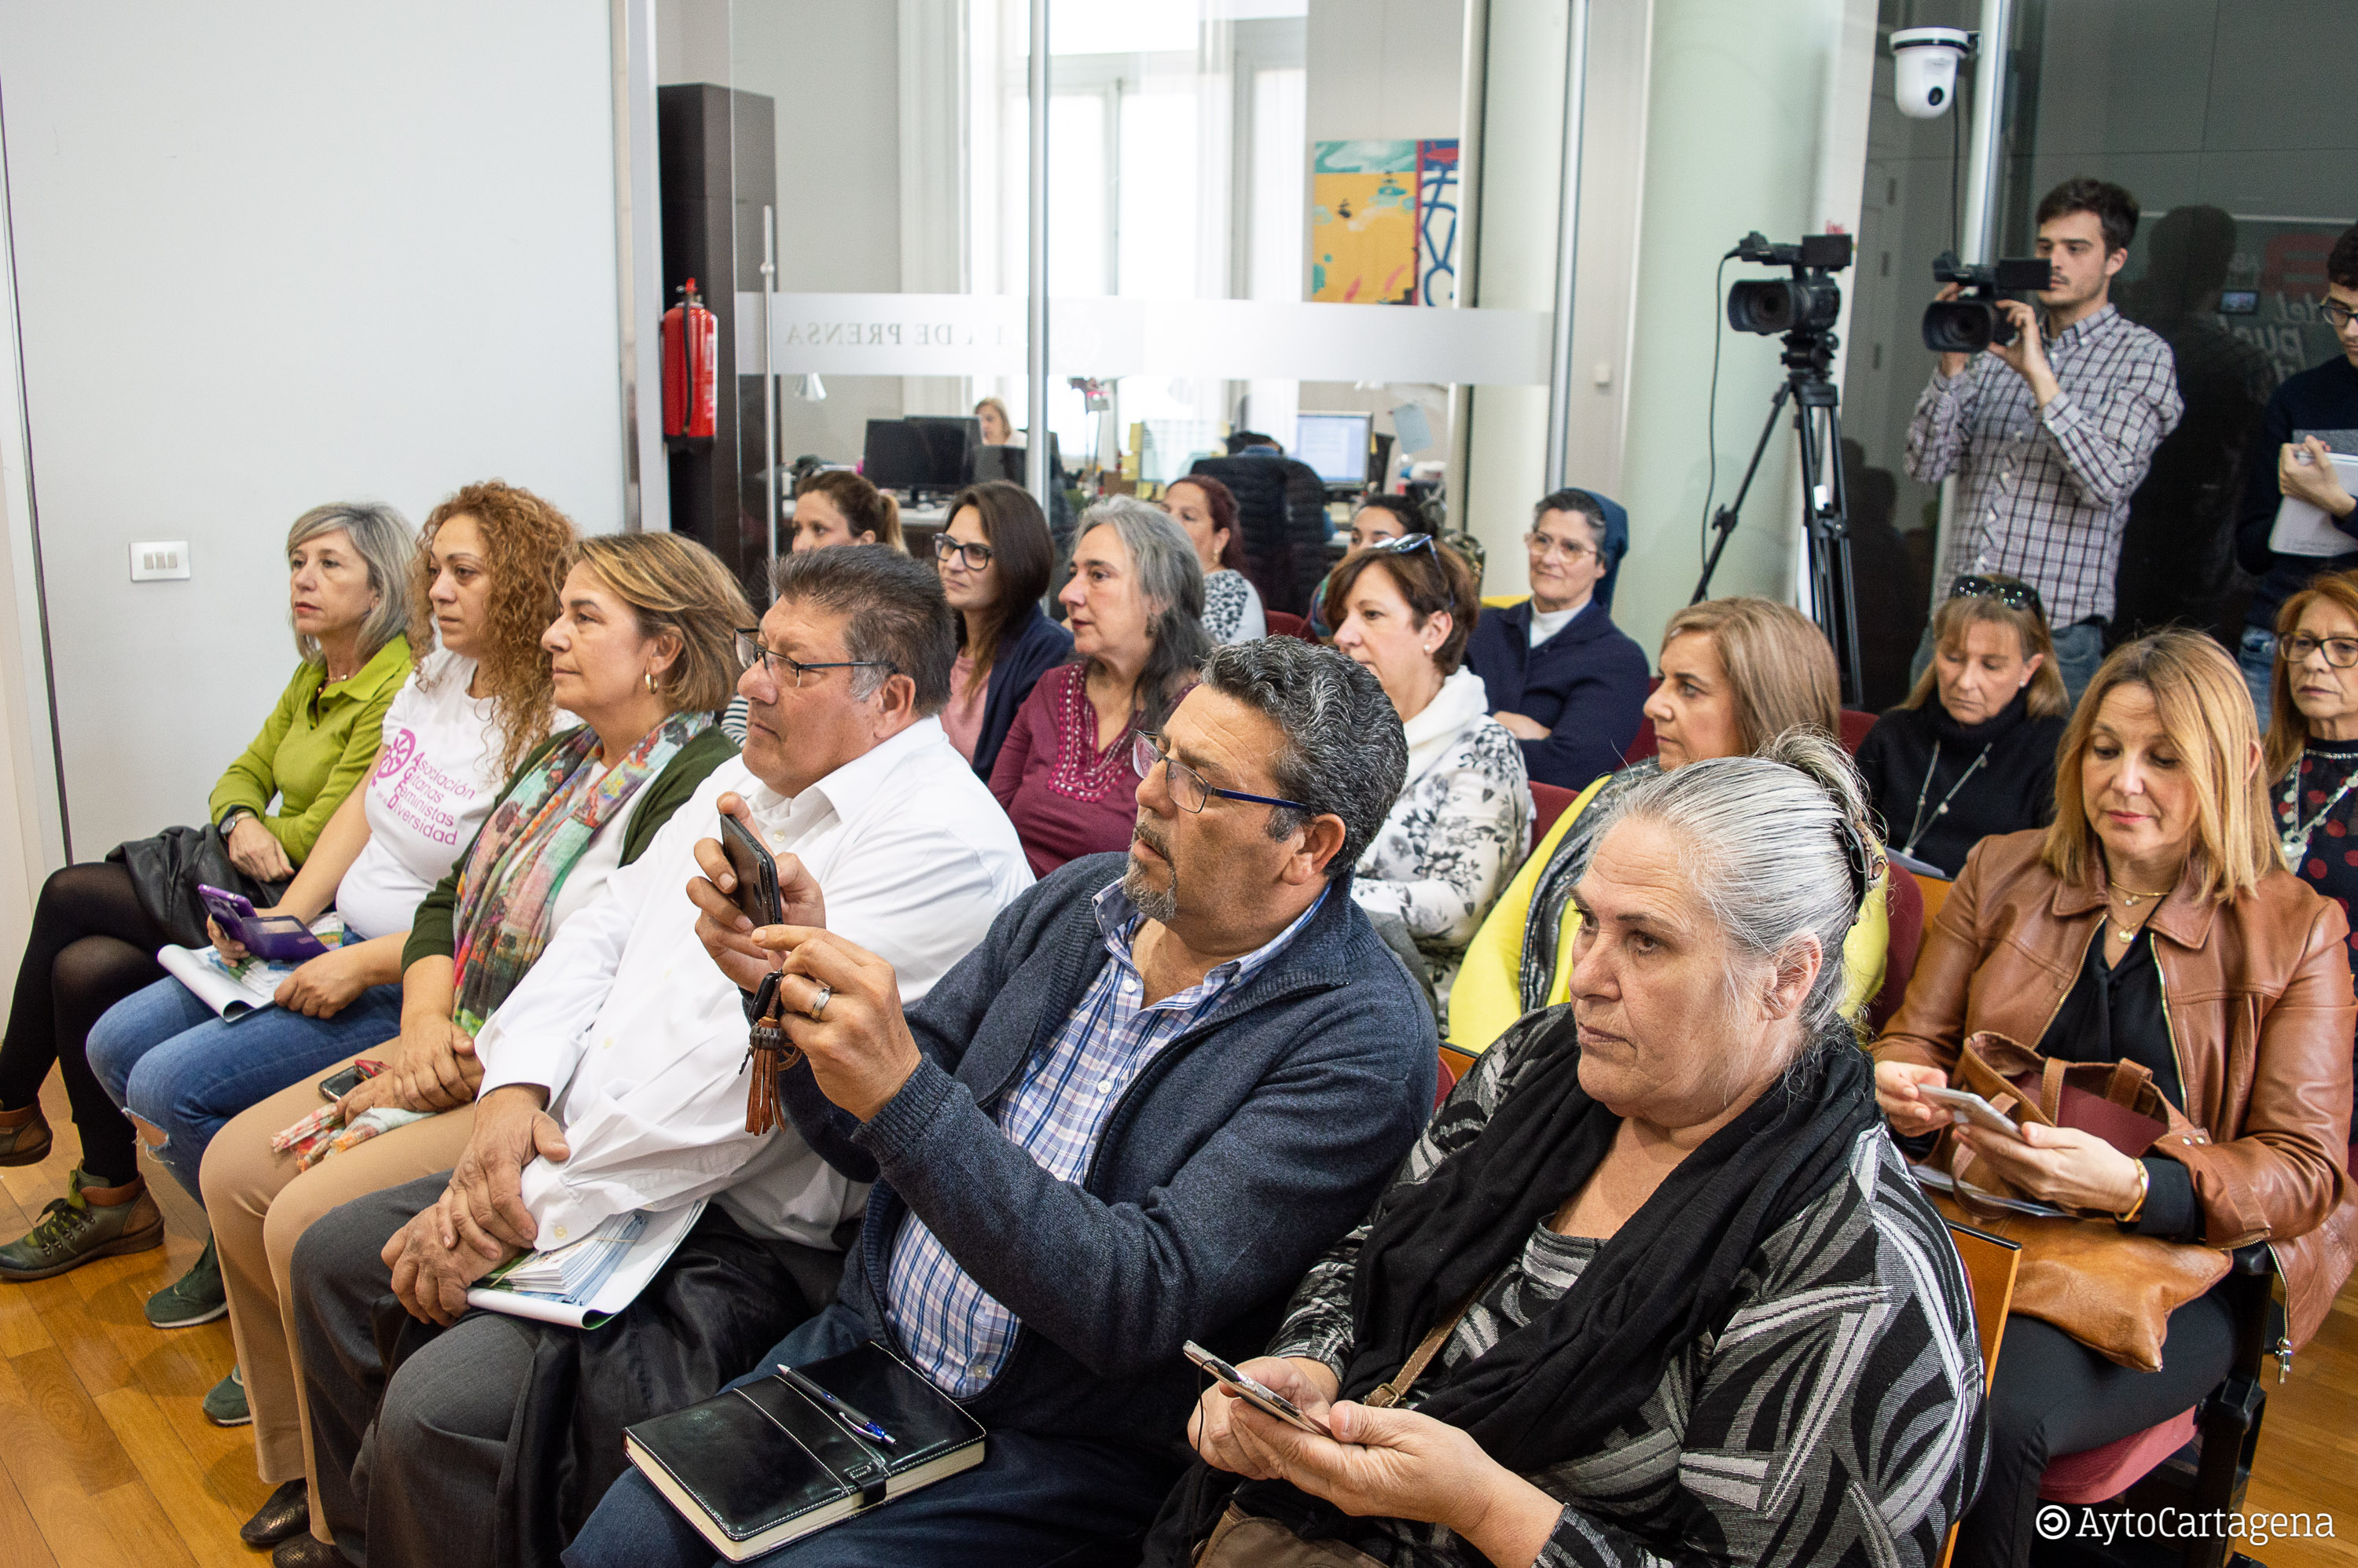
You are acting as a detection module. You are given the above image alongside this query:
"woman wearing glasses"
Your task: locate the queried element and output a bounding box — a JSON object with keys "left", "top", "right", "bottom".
{"left": 185, "top": 534, "right": 745, "bottom": 1561}
{"left": 1460, "top": 489, "right": 1649, "bottom": 792}
{"left": 1325, "top": 536, "right": 1529, "bottom": 1010}
{"left": 1306, "top": 494, "right": 1434, "bottom": 637}
{"left": 993, "top": 498, "right": 1211, "bottom": 877}
{"left": 1162, "top": 475, "right": 1267, "bottom": 644}
{"left": 1854, "top": 574, "right": 2071, "bottom": 879}
{"left": 933, "top": 482, "right": 1072, "bottom": 779}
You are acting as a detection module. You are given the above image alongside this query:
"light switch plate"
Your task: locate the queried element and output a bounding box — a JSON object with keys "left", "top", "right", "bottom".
{"left": 130, "top": 541, "right": 190, "bottom": 581}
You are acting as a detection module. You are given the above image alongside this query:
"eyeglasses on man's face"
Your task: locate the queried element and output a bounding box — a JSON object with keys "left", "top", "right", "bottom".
{"left": 2279, "top": 632, "right": 2358, "bottom": 669}
{"left": 1522, "top": 531, "right": 1599, "bottom": 564}
{"left": 733, "top": 630, "right": 894, "bottom": 689}
{"left": 2321, "top": 300, "right": 2358, "bottom": 332}
{"left": 932, "top": 534, "right": 995, "bottom": 571}
{"left": 1129, "top": 731, "right": 1313, "bottom": 816}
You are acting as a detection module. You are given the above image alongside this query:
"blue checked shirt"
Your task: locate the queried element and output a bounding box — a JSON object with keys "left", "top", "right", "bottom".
{"left": 1907, "top": 302, "right": 2182, "bottom": 626}
{"left": 884, "top": 879, "right": 1328, "bottom": 1397}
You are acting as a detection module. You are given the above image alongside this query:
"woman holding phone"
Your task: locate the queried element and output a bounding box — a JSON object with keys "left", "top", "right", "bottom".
{"left": 0, "top": 501, "right": 414, "bottom": 1287}
{"left": 187, "top": 534, "right": 747, "bottom": 1559}
{"left": 63, "top": 484, "right": 575, "bottom": 1329}
{"left": 1871, "top": 631, "right": 2356, "bottom": 1568}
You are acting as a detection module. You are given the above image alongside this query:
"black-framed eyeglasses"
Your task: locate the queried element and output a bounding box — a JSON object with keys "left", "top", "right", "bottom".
{"left": 1130, "top": 731, "right": 1314, "bottom": 816}
{"left": 2322, "top": 301, "right": 2358, "bottom": 331}
{"left": 932, "top": 534, "right": 996, "bottom": 571}
{"left": 2278, "top": 632, "right": 2358, "bottom": 669}
{"left": 733, "top": 630, "right": 894, "bottom": 689}
{"left": 1948, "top": 575, "right": 2045, "bottom": 619}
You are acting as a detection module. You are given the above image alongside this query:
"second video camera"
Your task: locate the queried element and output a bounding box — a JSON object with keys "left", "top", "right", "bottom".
{"left": 1724, "top": 233, "right": 1853, "bottom": 337}
{"left": 1923, "top": 251, "right": 2054, "bottom": 353}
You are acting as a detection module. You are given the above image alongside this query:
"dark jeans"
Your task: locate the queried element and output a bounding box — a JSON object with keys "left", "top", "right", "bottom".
{"left": 564, "top": 1303, "right": 1185, "bottom": 1568}
{"left": 0, "top": 862, "right": 165, "bottom": 1184}
{"left": 1956, "top": 1291, "right": 2237, "bottom": 1568}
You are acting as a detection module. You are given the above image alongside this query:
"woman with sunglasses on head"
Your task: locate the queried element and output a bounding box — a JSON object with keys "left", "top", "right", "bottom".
{"left": 1854, "top": 574, "right": 2072, "bottom": 879}
{"left": 993, "top": 498, "right": 1211, "bottom": 877}
{"left": 1162, "top": 475, "right": 1266, "bottom": 645}
{"left": 1306, "top": 494, "right": 1434, "bottom": 637}
{"left": 933, "top": 480, "right": 1073, "bottom": 779}
{"left": 1326, "top": 537, "right": 1528, "bottom": 1011}
{"left": 1460, "top": 489, "right": 1649, "bottom": 793}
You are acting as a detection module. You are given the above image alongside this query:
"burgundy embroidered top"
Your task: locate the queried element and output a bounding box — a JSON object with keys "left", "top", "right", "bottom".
{"left": 989, "top": 662, "right": 1148, "bottom": 878}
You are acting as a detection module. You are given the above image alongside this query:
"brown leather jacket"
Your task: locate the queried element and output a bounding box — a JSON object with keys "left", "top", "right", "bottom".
{"left": 1875, "top": 829, "right": 2356, "bottom": 1352}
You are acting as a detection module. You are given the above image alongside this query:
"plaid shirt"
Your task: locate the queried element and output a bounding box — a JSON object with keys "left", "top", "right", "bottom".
{"left": 883, "top": 879, "right": 1326, "bottom": 1397}
{"left": 1908, "top": 302, "right": 2182, "bottom": 626}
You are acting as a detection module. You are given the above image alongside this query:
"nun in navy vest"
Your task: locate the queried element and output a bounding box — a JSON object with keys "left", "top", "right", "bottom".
{"left": 1462, "top": 488, "right": 1650, "bottom": 793}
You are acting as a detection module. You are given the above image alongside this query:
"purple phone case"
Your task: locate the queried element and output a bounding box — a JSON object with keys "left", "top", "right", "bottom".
{"left": 198, "top": 884, "right": 329, "bottom": 962}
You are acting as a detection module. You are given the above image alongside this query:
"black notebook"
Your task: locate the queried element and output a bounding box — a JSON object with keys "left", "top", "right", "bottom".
{"left": 623, "top": 1341, "right": 987, "bottom": 1561}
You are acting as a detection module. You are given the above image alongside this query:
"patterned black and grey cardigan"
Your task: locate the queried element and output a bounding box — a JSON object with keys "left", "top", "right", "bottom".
{"left": 1265, "top": 1011, "right": 1989, "bottom": 1568}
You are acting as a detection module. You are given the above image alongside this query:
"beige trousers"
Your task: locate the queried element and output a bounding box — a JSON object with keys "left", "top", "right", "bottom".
{"left": 199, "top": 1055, "right": 475, "bottom": 1530}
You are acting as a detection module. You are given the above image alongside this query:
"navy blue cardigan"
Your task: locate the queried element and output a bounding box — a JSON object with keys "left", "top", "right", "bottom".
{"left": 779, "top": 853, "right": 1437, "bottom": 1448}
{"left": 968, "top": 604, "right": 1073, "bottom": 781}
{"left": 1463, "top": 598, "right": 1651, "bottom": 792}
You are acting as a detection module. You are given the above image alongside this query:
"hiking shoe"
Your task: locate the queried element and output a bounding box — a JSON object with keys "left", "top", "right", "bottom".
{"left": 203, "top": 1366, "right": 251, "bottom": 1427}
{"left": 0, "top": 1102, "right": 50, "bottom": 1166}
{"left": 144, "top": 1232, "right": 227, "bottom": 1327}
{"left": 0, "top": 1167, "right": 162, "bottom": 1280}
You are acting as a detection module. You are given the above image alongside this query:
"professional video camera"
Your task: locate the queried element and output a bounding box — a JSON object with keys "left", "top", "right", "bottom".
{"left": 1922, "top": 250, "right": 2054, "bottom": 352}
{"left": 1724, "top": 232, "right": 1852, "bottom": 336}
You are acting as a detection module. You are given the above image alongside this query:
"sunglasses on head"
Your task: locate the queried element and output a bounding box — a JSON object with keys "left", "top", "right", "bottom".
{"left": 1362, "top": 532, "right": 1437, "bottom": 557}
{"left": 1948, "top": 575, "right": 2044, "bottom": 619}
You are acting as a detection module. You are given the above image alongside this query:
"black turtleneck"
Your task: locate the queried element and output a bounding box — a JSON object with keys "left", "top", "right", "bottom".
{"left": 1855, "top": 688, "right": 2069, "bottom": 878}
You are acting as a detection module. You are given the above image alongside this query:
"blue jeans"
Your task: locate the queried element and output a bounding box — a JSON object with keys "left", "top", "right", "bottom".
{"left": 88, "top": 976, "right": 405, "bottom": 1202}
{"left": 1911, "top": 616, "right": 2107, "bottom": 710}
{"left": 2239, "top": 625, "right": 2278, "bottom": 731}
{"left": 563, "top": 1304, "right": 1183, "bottom": 1568}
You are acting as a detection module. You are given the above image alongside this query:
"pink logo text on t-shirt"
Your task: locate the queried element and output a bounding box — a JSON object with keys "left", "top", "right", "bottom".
{"left": 371, "top": 727, "right": 476, "bottom": 847}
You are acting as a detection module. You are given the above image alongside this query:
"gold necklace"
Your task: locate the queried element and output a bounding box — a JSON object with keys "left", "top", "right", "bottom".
{"left": 2106, "top": 878, "right": 2172, "bottom": 908}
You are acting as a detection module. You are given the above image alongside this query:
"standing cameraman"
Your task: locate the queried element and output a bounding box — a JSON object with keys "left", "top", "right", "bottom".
{"left": 1908, "top": 177, "right": 2183, "bottom": 703}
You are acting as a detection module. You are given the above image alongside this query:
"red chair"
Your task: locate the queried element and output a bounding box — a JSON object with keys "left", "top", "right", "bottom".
{"left": 1264, "top": 611, "right": 1315, "bottom": 642}
{"left": 1867, "top": 865, "right": 1925, "bottom": 1035}
{"left": 1530, "top": 783, "right": 1578, "bottom": 851}
{"left": 1839, "top": 708, "right": 1876, "bottom": 754}
{"left": 1624, "top": 676, "right": 1665, "bottom": 763}
{"left": 1432, "top": 1049, "right": 1460, "bottom": 1109}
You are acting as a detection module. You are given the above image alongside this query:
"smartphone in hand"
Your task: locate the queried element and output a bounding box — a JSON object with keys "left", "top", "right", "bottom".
{"left": 198, "top": 884, "right": 331, "bottom": 962}
{"left": 717, "top": 813, "right": 784, "bottom": 928}
{"left": 1183, "top": 1342, "right": 1329, "bottom": 1436}
{"left": 1919, "top": 1085, "right": 2026, "bottom": 1140}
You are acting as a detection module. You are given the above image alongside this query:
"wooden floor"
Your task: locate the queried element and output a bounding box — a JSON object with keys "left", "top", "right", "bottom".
{"left": 0, "top": 1071, "right": 2353, "bottom": 1568}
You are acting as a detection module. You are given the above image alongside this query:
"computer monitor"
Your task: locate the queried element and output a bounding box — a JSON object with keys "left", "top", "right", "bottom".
{"left": 861, "top": 420, "right": 927, "bottom": 491}
{"left": 863, "top": 416, "right": 982, "bottom": 494}
{"left": 971, "top": 436, "right": 1063, "bottom": 487}
{"left": 1295, "top": 412, "right": 1374, "bottom": 487}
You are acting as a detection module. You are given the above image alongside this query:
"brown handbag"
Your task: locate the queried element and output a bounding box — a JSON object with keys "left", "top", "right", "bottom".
{"left": 1924, "top": 1031, "right": 2229, "bottom": 1373}
{"left": 1191, "top": 1296, "right": 1478, "bottom": 1567}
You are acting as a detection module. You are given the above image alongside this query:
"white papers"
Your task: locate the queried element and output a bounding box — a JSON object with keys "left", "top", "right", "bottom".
{"left": 468, "top": 1200, "right": 707, "bottom": 1328}
{"left": 1909, "top": 1162, "right": 2072, "bottom": 1219}
{"left": 156, "top": 945, "right": 305, "bottom": 1020}
{"left": 2268, "top": 451, "right": 2358, "bottom": 556}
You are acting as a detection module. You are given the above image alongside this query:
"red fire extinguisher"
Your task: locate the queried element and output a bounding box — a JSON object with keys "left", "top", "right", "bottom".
{"left": 662, "top": 277, "right": 718, "bottom": 442}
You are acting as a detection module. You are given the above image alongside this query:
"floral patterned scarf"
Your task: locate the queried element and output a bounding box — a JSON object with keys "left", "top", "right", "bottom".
{"left": 449, "top": 712, "right": 711, "bottom": 1033}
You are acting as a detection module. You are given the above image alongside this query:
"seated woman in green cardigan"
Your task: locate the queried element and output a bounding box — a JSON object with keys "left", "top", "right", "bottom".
{"left": 0, "top": 501, "right": 415, "bottom": 1272}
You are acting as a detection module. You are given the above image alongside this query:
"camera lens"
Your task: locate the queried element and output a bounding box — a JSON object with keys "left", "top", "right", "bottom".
{"left": 1728, "top": 277, "right": 1842, "bottom": 336}
{"left": 1923, "top": 300, "right": 2000, "bottom": 354}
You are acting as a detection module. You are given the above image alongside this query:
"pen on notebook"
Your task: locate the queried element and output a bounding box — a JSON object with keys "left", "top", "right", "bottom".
{"left": 778, "top": 1364, "right": 896, "bottom": 1447}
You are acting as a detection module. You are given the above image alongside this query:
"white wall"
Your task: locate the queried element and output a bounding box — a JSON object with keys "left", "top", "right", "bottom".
{"left": 0, "top": 2, "right": 626, "bottom": 862}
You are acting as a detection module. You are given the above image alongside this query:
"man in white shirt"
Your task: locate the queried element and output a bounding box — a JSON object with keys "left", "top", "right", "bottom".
{"left": 285, "top": 548, "right": 1033, "bottom": 1568}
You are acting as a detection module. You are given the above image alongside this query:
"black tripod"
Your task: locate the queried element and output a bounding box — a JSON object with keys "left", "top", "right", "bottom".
{"left": 1691, "top": 329, "right": 1864, "bottom": 706}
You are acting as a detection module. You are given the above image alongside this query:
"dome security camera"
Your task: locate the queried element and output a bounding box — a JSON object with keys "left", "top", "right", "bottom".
{"left": 1892, "top": 28, "right": 1972, "bottom": 119}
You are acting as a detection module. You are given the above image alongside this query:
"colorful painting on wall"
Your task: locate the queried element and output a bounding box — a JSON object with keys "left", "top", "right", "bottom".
{"left": 1310, "top": 139, "right": 1460, "bottom": 307}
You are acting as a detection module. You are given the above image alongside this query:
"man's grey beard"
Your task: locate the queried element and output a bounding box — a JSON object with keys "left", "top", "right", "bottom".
{"left": 1124, "top": 823, "right": 1178, "bottom": 924}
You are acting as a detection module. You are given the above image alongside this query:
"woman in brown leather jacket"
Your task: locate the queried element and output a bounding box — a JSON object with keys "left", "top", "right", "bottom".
{"left": 1873, "top": 630, "right": 2355, "bottom": 1568}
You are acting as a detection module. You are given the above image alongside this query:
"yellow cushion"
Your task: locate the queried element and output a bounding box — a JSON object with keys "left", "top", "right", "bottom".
{"left": 1445, "top": 777, "right": 1890, "bottom": 1052}
{"left": 1480, "top": 593, "right": 1530, "bottom": 609}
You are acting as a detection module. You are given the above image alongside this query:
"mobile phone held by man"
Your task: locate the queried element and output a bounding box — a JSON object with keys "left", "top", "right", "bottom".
{"left": 718, "top": 811, "right": 785, "bottom": 928}
{"left": 1183, "top": 1342, "right": 1329, "bottom": 1436}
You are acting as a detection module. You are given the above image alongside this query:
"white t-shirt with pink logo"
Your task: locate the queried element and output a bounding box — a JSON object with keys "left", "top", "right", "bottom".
{"left": 336, "top": 651, "right": 510, "bottom": 942}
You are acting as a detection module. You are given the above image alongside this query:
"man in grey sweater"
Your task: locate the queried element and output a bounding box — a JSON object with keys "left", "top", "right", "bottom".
{"left": 569, "top": 637, "right": 1439, "bottom": 1568}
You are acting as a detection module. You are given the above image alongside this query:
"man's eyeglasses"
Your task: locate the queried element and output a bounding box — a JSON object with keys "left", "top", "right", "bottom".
{"left": 1522, "top": 531, "right": 1599, "bottom": 564}
{"left": 2322, "top": 301, "right": 2358, "bottom": 332}
{"left": 733, "top": 630, "right": 894, "bottom": 689}
{"left": 1130, "top": 732, "right": 1313, "bottom": 816}
{"left": 2278, "top": 633, "right": 2358, "bottom": 669}
{"left": 1948, "top": 575, "right": 2045, "bottom": 619}
{"left": 932, "top": 534, "right": 995, "bottom": 571}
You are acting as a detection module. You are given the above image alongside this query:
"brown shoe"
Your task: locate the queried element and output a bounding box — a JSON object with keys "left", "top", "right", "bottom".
{"left": 0, "top": 1167, "right": 163, "bottom": 1280}
{"left": 0, "top": 1102, "right": 50, "bottom": 1166}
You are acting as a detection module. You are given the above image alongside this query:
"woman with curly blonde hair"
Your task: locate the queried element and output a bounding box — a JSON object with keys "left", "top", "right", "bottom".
{"left": 67, "top": 483, "right": 576, "bottom": 1342}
